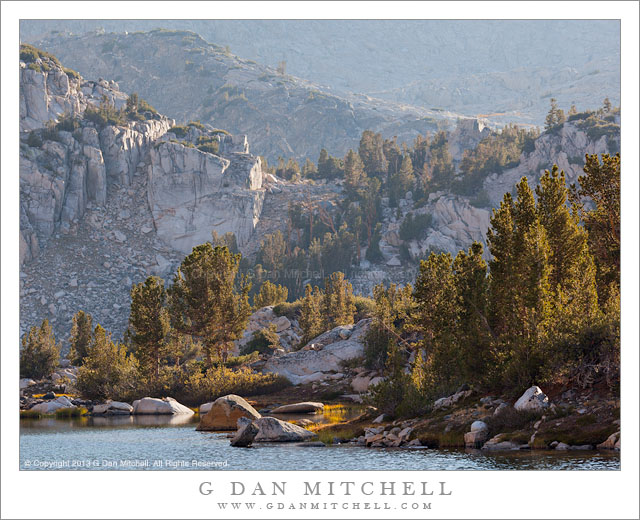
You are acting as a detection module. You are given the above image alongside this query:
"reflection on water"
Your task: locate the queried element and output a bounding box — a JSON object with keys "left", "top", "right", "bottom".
{"left": 20, "top": 412, "right": 620, "bottom": 471}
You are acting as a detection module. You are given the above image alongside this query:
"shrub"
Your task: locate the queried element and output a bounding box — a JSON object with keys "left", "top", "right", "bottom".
{"left": 26, "top": 131, "right": 42, "bottom": 148}
{"left": 170, "top": 125, "right": 189, "bottom": 138}
{"left": 63, "top": 67, "right": 80, "bottom": 80}
{"left": 240, "top": 324, "right": 280, "bottom": 355}
{"left": 273, "top": 300, "right": 302, "bottom": 319}
{"left": 197, "top": 143, "right": 218, "bottom": 154}
{"left": 20, "top": 410, "right": 42, "bottom": 419}
{"left": 188, "top": 120, "right": 206, "bottom": 130}
{"left": 399, "top": 212, "right": 432, "bottom": 241}
{"left": 56, "top": 111, "right": 80, "bottom": 132}
{"left": 55, "top": 407, "right": 88, "bottom": 418}
{"left": 354, "top": 296, "right": 375, "bottom": 321}
{"left": 20, "top": 319, "right": 60, "bottom": 379}
{"left": 180, "top": 365, "right": 291, "bottom": 406}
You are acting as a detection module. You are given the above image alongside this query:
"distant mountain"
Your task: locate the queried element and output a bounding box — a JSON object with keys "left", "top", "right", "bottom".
{"left": 29, "top": 29, "right": 469, "bottom": 163}
{"left": 21, "top": 19, "right": 620, "bottom": 125}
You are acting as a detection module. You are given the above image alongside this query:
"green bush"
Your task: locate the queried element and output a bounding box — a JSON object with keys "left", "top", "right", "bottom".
{"left": 273, "top": 300, "right": 302, "bottom": 319}
{"left": 180, "top": 365, "right": 291, "bottom": 406}
{"left": 399, "top": 212, "right": 432, "bottom": 241}
{"left": 26, "top": 131, "right": 42, "bottom": 148}
{"left": 188, "top": 120, "right": 206, "bottom": 130}
{"left": 240, "top": 324, "right": 280, "bottom": 355}
{"left": 63, "top": 67, "right": 80, "bottom": 80}
{"left": 354, "top": 296, "right": 375, "bottom": 321}
{"left": 170, "top": 125, "right": 189, "bottom": 138}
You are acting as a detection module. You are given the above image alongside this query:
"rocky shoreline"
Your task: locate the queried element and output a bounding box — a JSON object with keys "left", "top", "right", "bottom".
{"left": 20, "top": 383, "right": 621, "bottom": 454}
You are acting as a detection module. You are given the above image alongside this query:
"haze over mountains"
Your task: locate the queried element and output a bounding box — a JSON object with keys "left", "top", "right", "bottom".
{"left": 21, "top": 19, "right": 620, "bottom": 128}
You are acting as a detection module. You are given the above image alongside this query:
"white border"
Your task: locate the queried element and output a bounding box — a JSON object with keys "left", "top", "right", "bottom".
{"left": 2, "top": 2, "right": 638, "bottom": 519}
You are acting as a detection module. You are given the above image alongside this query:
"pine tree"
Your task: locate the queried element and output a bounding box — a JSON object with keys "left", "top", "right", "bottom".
{"left": 299, "top": 284, "right": 324, "bottom": 343}
{"left": 254, "top": 280, "right": 288, "bottom": 308}
{"left": 75, "top": 324, "right": 139, "bottom": 401}
{"left": 429, "top": 131, "right": 454, "bottom": 189}
{"left": 129, "top": 276, "right": 171, "bottom": 381}
{"left": 602, "top": 97, "right": 612, "bottom": 113}
{"left": 389, "top": 154, "right": 414, "bottom": 205}
{"left": 452, "top": 242, "right": 492, "bottom": 381}
{"left": 169, "top": 244, "right": 251, "bottom": 366}
{"left": 570, "top": 153, "right": 620, "bottom": 299}
{"left": 302, "top": 158, "right": 317, "bottom": 179}
{"left": 413, "top": 252, "right": 459, "bottom": 389}
{"left": 68, "top": 310, "right": 93, "bottom": 366}
{"left": 545, "top": 98, "right": 560, "bottom": 129}
{"left": 20, "top": 319, "right": 60, "bottom": 379}
{"left": 343, "top": 149, "right": 366, "bottom": 194}
{"left": 322, "top": 272, "right": 356, "bottom": 328}
{"left": 358, "top": 130, "right": 388, "bottom": 177}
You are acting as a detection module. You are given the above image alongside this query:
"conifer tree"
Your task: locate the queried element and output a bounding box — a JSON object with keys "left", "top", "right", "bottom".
{"left": 20, "top": 319, "right": 60, "bottom": 379}
{"left": 75, "top": 324, "right": 138, "bottom": 401}
{"left": 299, "top": 284, "right": 324, "bottom": 343}
{"left": 254, "top": 280, "right": 288, "bottom": 308}
{"left": 571, "top": 153, "right": 620, "bottom": 299}
{"left": 535, "top": 165, "right": 588, "bottom": 290}
{"left": 389, "top": 154, "right": 414, "bottom": 205}
{"left": 343, "top": 149, "right": 366, "bottom": 194}
{"left": 358, "top": 130, "right": 388, "bottom": 177}
{"left": 129, "top": 276, "right": 171, "bottom": 380}
{"left": 68, "top": 310, "right": 93, "bottom": 366}
{"left": 322, "top": 272, "right": 356, "bottom": 328}
{"left": 169, "top": 244, "right": 251, "bottom": 366}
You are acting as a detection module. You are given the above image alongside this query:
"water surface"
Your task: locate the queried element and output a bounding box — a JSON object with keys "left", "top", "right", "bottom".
{"left": 19, "top": 416, "right": 620, "bottom": 471}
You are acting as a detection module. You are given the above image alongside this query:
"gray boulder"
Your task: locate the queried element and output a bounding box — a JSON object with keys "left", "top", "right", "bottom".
{"left": 253, "top": 417, "right": 318, "bottom": 442}
{"left": 230, "top": 417, "right": 259, "bottom": 447}
{"left": 132, "top": 397, "right": 193, "bottom": 415}
{"left": 514, "top": 386, "right": 550, "bottom": 412}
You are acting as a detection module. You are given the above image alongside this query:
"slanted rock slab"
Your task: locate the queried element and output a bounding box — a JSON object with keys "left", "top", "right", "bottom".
{"left": 230, "top": 417, "right": 259, "bottom": 447}
{"left": 271, "top": 402, "right": 324, "bottom": 414}
{"left": 514, "top": 386, "right": 549, "bottom": 412}
{"left": 197, "top": 394, "right": 261, "bottom": 431}
{"left": 253, "top": 417, "right": 318, "bottom": 442}
{"left": 133, "top": 397, "right": 194, "bottom": 415}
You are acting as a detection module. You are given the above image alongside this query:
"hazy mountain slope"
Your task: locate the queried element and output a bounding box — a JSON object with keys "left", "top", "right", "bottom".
{"left": 30, "top": 30, "right": 465, "bottom": 163}
{"left": 21, "top": 20, "right": 620, "bottom": 125}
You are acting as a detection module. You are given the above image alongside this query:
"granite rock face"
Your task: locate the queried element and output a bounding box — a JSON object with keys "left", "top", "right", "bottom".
{"left": 260, "top": 319, "right": 370, "bottom": 385}
{"left": 147, "top": 140, "right": 264, "bottom": 254}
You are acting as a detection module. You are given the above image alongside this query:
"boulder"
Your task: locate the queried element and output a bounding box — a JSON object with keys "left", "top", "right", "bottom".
{"left": 132, "top": 397, "right": 194, "bottom": 415}
{"left": 92, "top": 401, "right": 133, "bottom": 415}
{"left": 597, "top": 431, "right": 620, "bottom": 450}
{"left": 253, "top": 417, "right": 318, "bottom": 442}
{"left": 555, "top": 442, "right": 571, "bottom": 450}
{"left": 514, "top": 386, "right": 549, "bottom": 412}
{"left": 271, "top": 402, "right": 324, "bottom": 414}
{"left": 274, "top": 316, "right": 291, "bottom": 333}
{"left": 30, "top": 396, "right": 75, "bottom": 414}
{"left": 19, "top": 378, "right": 36, "bottom": 389}
{"left": 470, "top": 420, "right": 488, "bottom": 432}
{"left": 199, "top": 402, "right": 214, "bottom": 415}
{"left": 464, "top": 429, "right": 489, "bottom": 448}
{"left": 433, "top": 389, "right": 473, "bottom": 410}
{"left": 197, "top": 394, "right": 261, "bottom": 431}
{"left": 481, "top": 436, "right": 520, "bottom": 451}
{"left": 493, "top": 402, "right": 509, "bottom": 416}
{"left": 230, "top": 417, "right": 259, "bottom": 447}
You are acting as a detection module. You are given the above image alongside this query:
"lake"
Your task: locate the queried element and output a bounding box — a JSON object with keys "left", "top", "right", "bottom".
{"left": 19, "top": 415, "right": 620, "bottom": 471}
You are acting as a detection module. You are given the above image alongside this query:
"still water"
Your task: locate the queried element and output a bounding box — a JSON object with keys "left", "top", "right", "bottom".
{"left": 19, "top": 415, "right": 620, "bottom": 471}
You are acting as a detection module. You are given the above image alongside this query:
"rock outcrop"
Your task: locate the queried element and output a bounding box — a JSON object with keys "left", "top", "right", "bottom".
{"left": 260, "top": 319, "right": 370, "bottom": 385}
{"left": 196, "top": 394, "right": 261, "bottom": 431}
